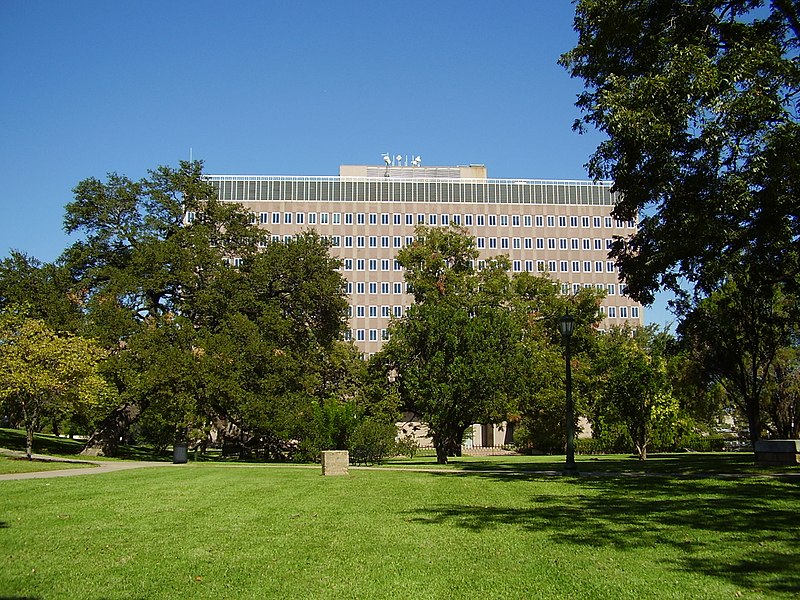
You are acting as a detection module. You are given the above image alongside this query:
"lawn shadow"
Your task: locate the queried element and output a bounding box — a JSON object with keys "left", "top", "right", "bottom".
{"left": 406, "top": 473, "right": 800, "bottom": 594}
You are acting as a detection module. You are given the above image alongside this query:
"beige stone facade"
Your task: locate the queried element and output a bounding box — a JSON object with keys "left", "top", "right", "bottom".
{"left": 208, "top": 164, "right": 643, "bottom": 356}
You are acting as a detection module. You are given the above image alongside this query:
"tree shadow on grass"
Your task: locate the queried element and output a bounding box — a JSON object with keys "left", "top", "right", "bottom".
{"left": 407, "top": 473, "right": 800, "bottom": 594}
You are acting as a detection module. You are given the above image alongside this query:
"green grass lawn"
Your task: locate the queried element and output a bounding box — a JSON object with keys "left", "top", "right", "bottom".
{"left": 0, "top": 455, "right": 96, "bottom": 475}
{"left": 1, "top": 463, "right": 798, "bottom": 599}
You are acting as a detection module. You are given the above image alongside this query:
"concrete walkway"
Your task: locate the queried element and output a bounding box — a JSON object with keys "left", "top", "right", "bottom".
{"left": 0, "top": 449, "right": 176, "bottom": 481}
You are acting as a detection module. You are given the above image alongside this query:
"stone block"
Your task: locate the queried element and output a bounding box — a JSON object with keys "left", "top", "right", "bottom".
{"left": 754, "top": 439, "right": 800, "bottom": 466}
{"left": 321, "top": 450, "right": 349, "bottom": 476}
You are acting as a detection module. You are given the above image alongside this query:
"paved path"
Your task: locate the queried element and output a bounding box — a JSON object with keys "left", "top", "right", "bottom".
{"left": 0, "top": 449, "right": 176, "bottom": 481}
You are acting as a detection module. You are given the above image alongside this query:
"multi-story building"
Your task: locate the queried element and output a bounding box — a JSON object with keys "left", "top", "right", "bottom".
{"left": 208, "top": 162, "right": 643, "bottom": 357}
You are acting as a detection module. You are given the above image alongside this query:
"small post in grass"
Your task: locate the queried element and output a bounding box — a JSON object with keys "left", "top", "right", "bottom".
{"left": 321, "top": 450, "right": 349, "bottom": 476}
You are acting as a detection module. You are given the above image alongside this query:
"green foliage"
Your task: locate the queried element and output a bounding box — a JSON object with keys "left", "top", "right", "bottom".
{"left": 0, "top": 312, "right": 112, "bottom": 457}
{"left": 348, "top": 418, "right": 398, "bottom": 465}
{"left": 590, "top": 326, "right": 681, "bottom": 460}
{"left": 561, "top": 1, "right": 800, "bottom": 304}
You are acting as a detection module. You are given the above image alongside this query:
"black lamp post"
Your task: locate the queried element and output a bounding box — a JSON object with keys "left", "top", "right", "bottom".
{"left": 559, "top": 314, "right": 577, "bottom": 472}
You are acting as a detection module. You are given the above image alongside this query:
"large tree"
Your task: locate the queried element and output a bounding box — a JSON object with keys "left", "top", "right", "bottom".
{"left": 376, "top": 227, "right": 521, "bottom": 464}
{"left": 561, "top": 1, "right": 800, "bottom": 304}
{"left": 62, "top": 161, "right": 268, "bottom": 454}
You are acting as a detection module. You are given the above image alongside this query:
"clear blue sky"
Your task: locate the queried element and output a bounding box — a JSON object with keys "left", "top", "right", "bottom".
{"left": 0, "top": 0, "right": 675, "bottom": 328}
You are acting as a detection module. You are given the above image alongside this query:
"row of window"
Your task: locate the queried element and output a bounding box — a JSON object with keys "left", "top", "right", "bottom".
{"left": 345, "top": 281, "right": 629, "bottom": 297}
{"left": 253, "top": 211, "right": 636, "bottom": 229}
{"left": 342, "top": 257, "right": 617, "bottom": 275}
{"left": 344, "top": 305, "right": 641, "bottom": 343}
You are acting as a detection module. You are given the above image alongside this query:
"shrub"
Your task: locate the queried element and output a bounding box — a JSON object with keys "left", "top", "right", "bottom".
{"left": 349, "top": 419, "right": 397, "bottom": 465}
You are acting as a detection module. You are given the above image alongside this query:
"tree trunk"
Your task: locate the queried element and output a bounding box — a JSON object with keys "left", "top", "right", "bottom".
{"left": 80, "top": 402, "right": 143, "bottom": 457}
{"left": 25, "top": 426, "right": 34, "bottom": 460}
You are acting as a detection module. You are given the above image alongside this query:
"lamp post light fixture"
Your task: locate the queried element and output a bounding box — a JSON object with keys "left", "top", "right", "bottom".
{"left": 559, "top": 314, "right": 577, "bottom": 473}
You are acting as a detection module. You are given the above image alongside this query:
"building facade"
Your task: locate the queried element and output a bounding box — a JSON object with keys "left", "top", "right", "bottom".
{"left": 208, "top": 163, "right": 643, "bottom": 356}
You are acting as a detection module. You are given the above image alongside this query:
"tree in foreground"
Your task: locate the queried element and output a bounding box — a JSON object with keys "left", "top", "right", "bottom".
{"left": 0, "top": 311, "right": 111, "bottom": 458}
{"left": 376, "top": 227, "right": 520, "bottom": 464}
{"left": 561, "top": 1, "right": 800, "bottom": 304}
{"left": 590, "top": 326, "right": 678, "bottom": 460}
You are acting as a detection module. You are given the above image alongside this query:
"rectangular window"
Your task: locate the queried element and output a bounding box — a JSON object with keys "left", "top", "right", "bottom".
{"left": 620, "top": 306, "right": 628, "bottom": 318}
{"left": 512, "top": 215, "right": 520, "bottom": 227}
{"left": 500, "top": 238, "right": 509, "bottom": 249}
{"left": 537, "top": 260, "right": 546, "bottom": 272}
{"left": 394, "top": 282, "right": 402, "bottom": 294}
{"left": 417, "top": 214, "right": 425, "bottom": 224}
{"left": 536, "top": 215, "right": 544, "bottom": 227}
{"left": 369, "top": 259, "right": 377, "bottom": 271}
{"left": 357, "top": 329, "right": 365, "bottom": 341}
{"left": 369, "top": 213, "right": 377, "bottom": 225}
{"left": 356, "top": 259, "right": 365, "bottom": 271}
{"left": 488, "top": 215, "right": 497, "bottom": 226}
{"left": 477, "top": 237, "right": 485, "bottom": 249}
{"left": 381, "top": 236, "right": 389, "bottom": 248}
{"left": 394, "top": 236, "right": 402, "bottom": 248}
{"left": 594, "top": 217, "right": 601, "bottom": 227}
{"left": 453, "top": 215, "right": 461, "bottom": 225}
{"left": 477, "top": 215, "right": 485, "bottom": 226}
{"left": 607, "top": 262, "right": 615, "bottom": 272}
{"left": 536, "top": 238, "right": 544, "bottom": 249}
{"left": 429, "top": 214, "right": 437, "bottom": 225}
{"left": 547, "top": 216, "right": 555, "bottom": 227}
{"left": 595, "top": 239, "right": 603, "bottom": 250}
{"left": 595, "top": 261, "right": 603, "bottom": 272}
{"left": 570, "top": 216, "right": 578, "bottom": 227}
{"left": 296, "top": 213, "right": 304, "bottom": 224}
{"left": 607, "top": 284, "right": 616, "bottom": 295}
{"left": 548, "top": 260, "right": 557, "bottom": 272}
{"left": 464, "top": 214, "right": 473, "bottom": 226}
{"left": 525, "top": 260, "right": 533, "bottom": 272}
{"left": 320, "top": 213, "right": 329, "bottom": 224}
{"left": 357, "top": 236, "right": 365, "bottom": 248}
{"left": 561, "top": 261, "right": 569, "bottom": 272}
{"left": 524, "top": 215, "right": 532, "bottom": 227}
{"left": 393, "top": 213, "right": 401, "bottom": 225}
{"left": 394, "top": 306, "right": 402, "bottom": 317}
{"left": 308, "top": 213, "right": 317, "bottom": 225}
{"left": 582, "top": 216, "right": 590, "bottom": 228}
{"left": 631, "top": 306, "right": 640, "bottom": 318}
{"left": 560, "top": 239, "right": 568, "bottom": 249}
{"left": 369, "top": 306, "right": 377, "bottom": 317}
{"left": 272, "top": 212, "right": 280, "bottom": 224}
{"left": 357, "top": 282, "right": 365, "bottom": 294}
{"left": 357, "top": 213, "right": 365, "bottom": 225}
{"left": 548, "top": 238, "right": 556, "bottom": 249}
{"left": 344, "top": 236, "right": 353, "bottom": 248}
{"left": 513, "top": 238, "right": 521, "bottom": 249}
{"left": 605, "top": 217, "right": 613, "bottom": 228}
{"left": 584, "top": 261, "right": 592, "bottom": 272}
{"left": 559, "top": 216, "right": 567, "bottom": 227}
{"left": 260, "top": 212, "right": 269, "bottom": 224}
{"left": 572, "top": 261, "right": 580, "bottom": 272}
{"left": 583, "top": 239, "right": 591, "bottom": 250}
{"left": 332, "top": 213, "right": 341, "bottom": 224}
{"left": 381, "top": 213, "right": 389, "bottom": 225}
{"left": 381, "top": 282, "right": 389, "bottom": 294}
{"left": 395, "top": 260, "right": 403, "bottom": 271}
{"left": 331, "top": 236, "right": 340, "bottom": 247}
{"left": 489, "top": 238, "right": 497, "bottom": 249}
{"left": 369, "top": 236, "right": 377, "bottom": 248}
{"left": 344, "top": 213, "right": 352, "bottom": 225}
{"left": 571, "top": 239, "right": 580, "bottom": 250}
{"left": 500, "top": 215, "right": 509, "bottom": 226}
{"left": 607, "top": 307, "right": 616, "bottom": 318}
{"left": 382, "top": 306, "right": 391, "bottom": 317}
{"left": 356, "top": 306, "right": 365, "bottom": 317}
{"left": 369, "top": 282, "right": 377, "bottom": 294}
{"left": 513, "top": 260, "right": 521, "bottom": 272}
{"left": 441, "top": 214, "right": 449, "bottom": 226}
{"left": 406, "top": 214, "right": 414, "bottom": 225}
{"left": 381, "top": 259, "right": 390, "bottom": 271}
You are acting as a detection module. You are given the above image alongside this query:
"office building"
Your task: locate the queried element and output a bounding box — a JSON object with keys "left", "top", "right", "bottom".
{"left": 208, "top": 161, "right": 643, "bottom": 356}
